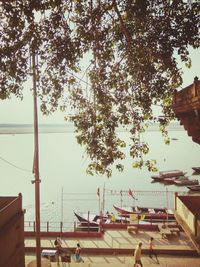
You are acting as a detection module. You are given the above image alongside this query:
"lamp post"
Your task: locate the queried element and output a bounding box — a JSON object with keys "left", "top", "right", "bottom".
{"left": 31, "top": 47, "right": 41, "bottom": 267}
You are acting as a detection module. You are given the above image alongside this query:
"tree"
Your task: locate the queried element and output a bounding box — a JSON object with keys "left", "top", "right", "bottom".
{"left": 0, "top": 0, "right": 199, "bottom": 177}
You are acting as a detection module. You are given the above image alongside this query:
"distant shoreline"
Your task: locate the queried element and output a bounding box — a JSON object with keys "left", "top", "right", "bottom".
{"left": 0, "top": 123, "right": 184, "bottom": 135}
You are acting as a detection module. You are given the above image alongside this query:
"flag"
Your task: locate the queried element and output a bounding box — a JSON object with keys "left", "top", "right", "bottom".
{"left": 128, "top": 189, "right": 138, "bottom": 200}
{"left": 97, "top": 187, "right": 100, "bottom": 197}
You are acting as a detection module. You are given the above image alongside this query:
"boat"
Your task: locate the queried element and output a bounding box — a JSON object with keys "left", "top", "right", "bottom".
{"left": 163, "top": 175, "right": 189, "bottom": 184}
{"left": 174, "top": 179, "right": 199, "bottom": 186}
{"left": 74, "top": 212, "right": 104, "bottom": 228}
{"left": 151, "top": 174, "right": 165, "bottom": 182}
{"left": 187, "top": 185, "right": 200, "bottom": 191}
{"left": 151, "top": 170, "right": 186, "bottom": 182}
{"left": 74, "top": 211, "right": 129, "bottom": 229}
{"left": 192, "top": 167, "right": 200, "bottom": 174}
{"left": 159, "top": 170, "right": 186, "bottom": 178}
{"left": 113, "top": 205, "right": 175, "bottom": 221}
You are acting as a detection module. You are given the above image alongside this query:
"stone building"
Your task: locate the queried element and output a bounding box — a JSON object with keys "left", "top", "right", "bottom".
{"left": 173, "top": 77, "right": 200, "bottom": 145}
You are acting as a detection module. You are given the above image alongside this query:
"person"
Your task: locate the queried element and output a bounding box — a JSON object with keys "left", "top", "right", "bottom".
{"left": 133, "top": 242, "right": 143, "bottom": 267}
{"left": 106, "top": 211, "right": 110, "bottom": 217}
{"left": 54, "top": 237, "right": 62, "bottom": 250}
{"left": 54, "top": 237, "right": 62, "bottom": 265}
{"left": 54, "top": 237, "right": 62, "bottom": 249}
{"left": 111, "top": 212, "right": 116, "bottom": 223}
{"left": 149, "top": 237, "right": 159, "bottom": 263}
{"left": 75, "top": 243, "right": 84, "bottom": 263}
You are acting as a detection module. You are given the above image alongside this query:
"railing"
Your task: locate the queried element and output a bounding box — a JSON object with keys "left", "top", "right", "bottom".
{"left": 24, "top": 220, "right": 101, "bottom": 233}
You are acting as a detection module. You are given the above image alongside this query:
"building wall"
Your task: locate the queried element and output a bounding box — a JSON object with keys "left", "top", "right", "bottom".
{"left": 0, "top": 194, "right": 25, "bottom": 267}
{"left": 197, "top": 221, "right": 200, "bottom": 237}
{"left": 176, "top": 197, "right": 195, "bottom": 234}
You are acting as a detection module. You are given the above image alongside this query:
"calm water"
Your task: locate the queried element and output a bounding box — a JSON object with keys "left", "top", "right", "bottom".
{"left": 0, "top": 125, "right": 200, "bottom": 227}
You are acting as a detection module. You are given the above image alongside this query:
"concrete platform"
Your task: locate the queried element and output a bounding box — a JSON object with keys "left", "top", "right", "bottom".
{"left": 26, "top": 254, "right": 200, "bottom": 267}
{"left": 25, "top": 228, "right": 200, "bottom": 266}
{"left": 25, "top": 228, "right": 197, "bottom": 254}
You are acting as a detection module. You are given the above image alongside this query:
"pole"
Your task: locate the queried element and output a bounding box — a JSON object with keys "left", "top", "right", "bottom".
{"left": 166, "top": 187, "right": 169, "bottom": 226}
{"left": 102, "top": 182, "right": 105, "bottom": 214}
{"left": 61, "top": 187, "right": 63, "bottom": 222}
{"left": 120, "top": 190, "right": 123, "bottom": 207}
{"left": 32, "top": 49, "right": 41, "bottom": 267}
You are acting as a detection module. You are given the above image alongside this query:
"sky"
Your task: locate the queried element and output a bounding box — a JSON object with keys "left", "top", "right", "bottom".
{"left": 0, "top": 47, "right": 199, "bottom": 124}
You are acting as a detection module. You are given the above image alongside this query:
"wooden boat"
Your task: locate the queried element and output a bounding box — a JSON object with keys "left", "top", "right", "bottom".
{"left": 151, "top": 170, "right": 186, "bottom": 182}
{"left": 174, "top": 179, "right": 199, "bottom": 186}
{"left": 187, "top": 185, "right": 200, "bottom": 191}
{"left": 159, "top": 170, "right": 186, "bottom": 178}
{"left": 113, "top": 205, "right": 175, "bottom": 221}
{"left": 192, "top": 167, "right": 200, "bottom": 174}
{"left": 74, "top": 212, "right": 108, "bottom": 227}
{"left": 151, "top": 174, "right": 165, "bottom": 182}
{"left": 163, "top": 175, "right": 188, "bottom": 184}
{"left": 74, "top": 211, "right": 129, "bottom": 229}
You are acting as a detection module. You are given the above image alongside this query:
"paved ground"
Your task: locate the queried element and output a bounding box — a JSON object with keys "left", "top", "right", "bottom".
{"left": 25, "top": 227, "right": 200, "bottom": 267}
{"left": 25, "top": 254, "right": 200, "bottom": 267}
{"left": 25, "top": 229, "right": 194, "bottom": 250}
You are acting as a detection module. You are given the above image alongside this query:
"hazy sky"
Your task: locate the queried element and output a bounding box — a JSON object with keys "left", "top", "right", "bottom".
{"left": 0, "top": 48, "right": 199, "bottom": 124}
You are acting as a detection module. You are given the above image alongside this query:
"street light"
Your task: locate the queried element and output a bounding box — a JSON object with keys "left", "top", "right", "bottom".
{"left": 31, "top": 46, "right": 41, "bottom": 267}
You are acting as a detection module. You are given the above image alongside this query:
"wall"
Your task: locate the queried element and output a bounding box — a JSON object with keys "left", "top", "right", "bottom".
{"left": 0, "top": 194, "right": 25, "bottom": 267}
{"left": 176, "top": 197, "right": 195, "bottom": 234}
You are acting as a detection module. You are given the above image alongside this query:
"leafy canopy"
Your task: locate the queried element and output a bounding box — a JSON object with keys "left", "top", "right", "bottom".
{"left": 0, "top": 0, "right": 199, "bottom": 177}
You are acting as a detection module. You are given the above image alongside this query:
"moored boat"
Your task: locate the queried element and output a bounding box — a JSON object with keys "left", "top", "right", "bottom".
{"left": 192, "top": 167, "right": 200, "bottom": 174}
{"left": 174, "top": 179, "right": 199, "bottom": 186}
{"left": 151, "top": 170, "right": 187, "bottom": 182}
{"left": 159, "top": 170, "right": 186, "bottom": 178}
{"left": 113, "top": 205, "right": 175, "bottom": 221}
{"left": 163, "top": 175, "right": 188, "bottom": 184}
{"left": 187, "top": 185, "right": 200, "bottom": 191}
{"left": 74, "top": 211, "right": 129, "bottom": 229}
{"left": 151, "top": 174, "right": 165, "bottom": 182}
{"left": 74, "top": 212, "right": 101, "bottom": 228}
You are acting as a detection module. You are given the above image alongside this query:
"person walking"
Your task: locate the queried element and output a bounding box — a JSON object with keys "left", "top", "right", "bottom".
{"left": 133, "top": 242, "right": 143, "bottom": 267}
{"left": 54, "top": 237, "right": 62, "bottom": 265}
{"left": 149, "top": 237, "right": 159, "bottom": 264}
{"left": 75, "top": 243, "right": 84, "bottom": 263}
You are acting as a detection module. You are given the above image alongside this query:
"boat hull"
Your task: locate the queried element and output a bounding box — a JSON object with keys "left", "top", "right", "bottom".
{"left": 192, "top": 167, "right": 200, "bottom": 174}
{"left": 187, "top": 185, "right": 200, "bottom": 191}
{"left": 174, "top": 179, "right": 199, "bottom": 186}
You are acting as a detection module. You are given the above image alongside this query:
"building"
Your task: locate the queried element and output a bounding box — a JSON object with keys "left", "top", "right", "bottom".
{"left": 174, "top": 194, "right": 200, "bottom": 254}
{"left": 0, "top": 194, "right": 25, "bottom": 267}
{"left": 172, "top": 77, "right": 200, "bottom": 145}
